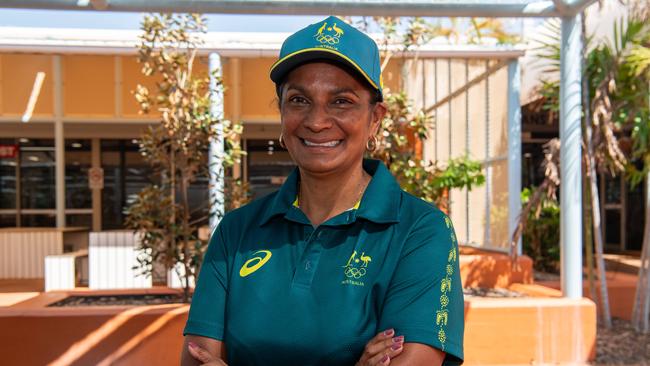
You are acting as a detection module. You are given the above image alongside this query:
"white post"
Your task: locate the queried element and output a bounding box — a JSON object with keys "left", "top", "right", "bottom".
{"left": 560, "top": 15, "right": 583, "bottom": 299}
{"left": 53, "top": 55, "right": 65, "bottom": 228}
{"left": 209, "top": 53, "right": 225, "bottom": 231}
{"left": 508, "top": 60, "right": 522, "bottom": 255}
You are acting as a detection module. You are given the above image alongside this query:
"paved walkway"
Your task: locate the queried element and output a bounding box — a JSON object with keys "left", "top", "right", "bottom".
{"left": 0, "top": 279, "right": 42, "bottom": 307}
{"left": 604, "top": 252, "right": 642, "bottom": 274}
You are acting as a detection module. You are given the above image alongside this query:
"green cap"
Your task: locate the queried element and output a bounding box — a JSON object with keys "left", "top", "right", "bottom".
{"left": 270, "top": 16, "right": 383, "bottom": 100}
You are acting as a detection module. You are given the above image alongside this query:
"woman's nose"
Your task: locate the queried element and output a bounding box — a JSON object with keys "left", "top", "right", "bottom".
{"left": 303, "top": 103, "right": 333, "bottom": 132}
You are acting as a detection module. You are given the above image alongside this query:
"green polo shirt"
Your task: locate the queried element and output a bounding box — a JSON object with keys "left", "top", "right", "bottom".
{"left": 184, "top": 159, "right": 464, "bottom": 365}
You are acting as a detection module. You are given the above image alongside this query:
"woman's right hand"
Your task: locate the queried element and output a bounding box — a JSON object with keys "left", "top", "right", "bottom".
{"left": 187, "top": 342, "right": 228, "bottom": 366}
{"left": 355, "top": 329, "right": 405, "bottom": 366}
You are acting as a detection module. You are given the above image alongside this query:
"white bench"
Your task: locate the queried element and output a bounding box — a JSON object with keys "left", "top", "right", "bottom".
{"left": 88, "top": 231, "right": 152, "bottom": 289}
{"left": 44, "top": 249, "right": 88, "bottom": 291}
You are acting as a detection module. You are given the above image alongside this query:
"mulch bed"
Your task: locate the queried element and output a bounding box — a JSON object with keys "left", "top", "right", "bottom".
{"left": 596, "top": 317, "right": 650, "bottom": 365}
{"left": 48, "top": 287, "right": 527, "bottom": 307}
{"left": 463, "top": 287, "right": 528, "bottom": 298}
{"left": 48, "top": 293, "right": 187, "bottom": 307}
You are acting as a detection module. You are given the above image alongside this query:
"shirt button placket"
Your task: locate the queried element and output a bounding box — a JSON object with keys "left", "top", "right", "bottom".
{"left": 293, "top": 228, "right": 323, "bottom": 288}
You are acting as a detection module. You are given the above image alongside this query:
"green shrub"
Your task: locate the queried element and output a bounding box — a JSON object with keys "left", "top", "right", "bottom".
{"left": 521, "top": 187, "right": 560, "bottom": 272}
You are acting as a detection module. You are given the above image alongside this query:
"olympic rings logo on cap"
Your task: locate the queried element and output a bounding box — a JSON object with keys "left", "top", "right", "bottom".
{"left": 316, "top": 34, "right": 340, "bottom": 45}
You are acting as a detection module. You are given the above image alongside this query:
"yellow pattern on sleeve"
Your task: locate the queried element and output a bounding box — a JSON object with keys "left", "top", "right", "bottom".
{"left": 435, "top": 215, "right": 457, "bottom": 351}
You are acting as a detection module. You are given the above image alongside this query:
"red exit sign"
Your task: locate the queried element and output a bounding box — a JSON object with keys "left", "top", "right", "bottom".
{"left": 0, "top": 145, "right": 18, "bottom": 159}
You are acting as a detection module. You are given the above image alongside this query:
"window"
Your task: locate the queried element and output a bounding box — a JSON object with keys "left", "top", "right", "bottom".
{"left": 101, "top": 139, "right": 156, "bottom": 230}
{"left": 65, "top": 139, "right": 92, "bottom": 209}
{"left": 245, "top": 139, "right": 295, "bottom": 199}
{"left": 0, "top": 138, "right": 17, "bottom": 210}
{"left": 20, "top": 139, "right": 55, "bottom": 210}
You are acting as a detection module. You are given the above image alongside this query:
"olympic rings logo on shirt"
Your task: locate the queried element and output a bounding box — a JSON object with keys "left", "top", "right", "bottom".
{"left": 316, "top": 34, "right": 340, "bottom": 45}
{"left": 344, "top": 266, "right": 366, "bottom": 279}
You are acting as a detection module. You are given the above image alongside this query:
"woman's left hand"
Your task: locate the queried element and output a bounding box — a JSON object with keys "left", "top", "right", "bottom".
{"left": 187, "top": 342, "right": 228, "bottom": 366}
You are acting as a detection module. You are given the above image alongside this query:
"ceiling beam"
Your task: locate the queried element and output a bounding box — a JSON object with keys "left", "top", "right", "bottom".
{"left": 0, "top": 0, "right": 598, "bottom": 18}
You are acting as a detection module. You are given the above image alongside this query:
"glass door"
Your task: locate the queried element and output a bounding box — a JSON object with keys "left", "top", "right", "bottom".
{"left": 601, "top": 173, "right": 625, "bottom": 252}
{"left": 244, "top": 139, "right": 295, "bottom": 199}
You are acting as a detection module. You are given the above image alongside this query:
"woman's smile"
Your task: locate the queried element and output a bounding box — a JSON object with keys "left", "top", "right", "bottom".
{"left": 301, "top": 138, "right": 342, "bottom": 148}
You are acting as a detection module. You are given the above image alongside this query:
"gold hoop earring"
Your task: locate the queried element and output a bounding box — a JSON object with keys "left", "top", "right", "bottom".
{"left": 366, "top": 135, "right": 378, "bottom": 152}
{"left": 279, "top": 134, "right": 286, "bottom": 149}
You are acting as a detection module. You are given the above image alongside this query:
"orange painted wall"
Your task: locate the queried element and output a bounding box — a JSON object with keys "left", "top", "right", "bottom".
{"left": 63, "top": 55, "right": 115, "bottom": 116}
{"left": 0, "top": 54, "right": 54, "bottom": 116}
{"left": 120, "top": 55, "right": 159, "bottom": 118}
{"left": 0, "top": 53, "right": 419, "bottom": 124}
{"left": 240, "top": 58, "right": 281, "bottom": 121}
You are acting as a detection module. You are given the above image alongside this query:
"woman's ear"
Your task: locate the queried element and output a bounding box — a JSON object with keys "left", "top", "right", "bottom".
{"left": 370, "top": 102, "right": 387, "bottom": 135}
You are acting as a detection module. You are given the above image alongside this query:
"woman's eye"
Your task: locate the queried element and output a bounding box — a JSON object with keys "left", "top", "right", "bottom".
{"left": 289, "top": 96, "right": 308, "bottom": 104}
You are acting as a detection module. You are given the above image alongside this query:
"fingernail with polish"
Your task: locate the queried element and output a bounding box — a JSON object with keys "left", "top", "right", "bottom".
{"left": 392, "top": 343, "right": 403, "bottom": 351}
{"left": 392, "top": 336, "right": 404, "bottom": 343}
{"left": 384, "top": 329, "right": 394, "bottom": 336}
{"left": 188, "top": 342, "right": 197, "bottom": 348}
{"left": 381, "top": 354, "right": 389, "bottom": 363}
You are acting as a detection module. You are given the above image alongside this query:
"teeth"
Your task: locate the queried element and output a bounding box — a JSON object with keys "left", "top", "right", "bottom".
{"left": 303, "top": 139, "right": 340, "bottom": 147}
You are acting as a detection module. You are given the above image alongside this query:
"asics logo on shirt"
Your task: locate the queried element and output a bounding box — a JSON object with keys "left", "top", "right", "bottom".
{"left": 239, "top": 250, "right": 272, "bottom": 277}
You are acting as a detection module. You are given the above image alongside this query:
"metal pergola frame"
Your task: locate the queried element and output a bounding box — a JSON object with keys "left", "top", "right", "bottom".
{"left": 0, "top": 0, "right": 596, "bottom": 299}
{"left": 1, "top": 0, "right": 594, "bottom": 18}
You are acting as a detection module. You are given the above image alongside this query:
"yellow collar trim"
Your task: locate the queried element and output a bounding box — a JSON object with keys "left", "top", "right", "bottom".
{"left": 292, "top": 195, "right": 361, "bottom": 210}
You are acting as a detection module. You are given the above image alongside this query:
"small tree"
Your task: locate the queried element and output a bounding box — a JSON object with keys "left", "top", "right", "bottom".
{"left": 125, "top": 13, "right": 245, "bottom": 302}
{"left": 369, "top": 91, "right": 484, "bottom": 211}
{"left": 357, "top": 16, "right": 487, "bottom": 211}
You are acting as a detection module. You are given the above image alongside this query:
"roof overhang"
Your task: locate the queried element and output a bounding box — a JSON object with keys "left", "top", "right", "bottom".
{"left": 0, "top": 27, "right": 526, "bottom": 58}
{"left": 0, "top": 0, "right": 598, "bottom": 18}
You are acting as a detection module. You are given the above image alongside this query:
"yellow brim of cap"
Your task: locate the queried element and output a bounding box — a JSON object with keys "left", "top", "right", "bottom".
{"left": 270, "top": 47, "right": 379, "bottom": 90}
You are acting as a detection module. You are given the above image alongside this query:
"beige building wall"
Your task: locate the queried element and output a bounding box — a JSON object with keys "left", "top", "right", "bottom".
{"left": 404, "top": 58, "right": 511, "bottom": 251}
{"left": 0, "top": 52, "right": 514, "bottom": 249}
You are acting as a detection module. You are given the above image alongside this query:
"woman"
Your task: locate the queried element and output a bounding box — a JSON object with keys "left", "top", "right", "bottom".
{"left": 181, "top": 16, "right": 464, "bottom": 366}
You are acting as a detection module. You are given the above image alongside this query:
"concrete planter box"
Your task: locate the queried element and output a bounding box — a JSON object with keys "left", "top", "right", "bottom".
{"left": 0, "top": 285, "right": 595, "bottom": 366}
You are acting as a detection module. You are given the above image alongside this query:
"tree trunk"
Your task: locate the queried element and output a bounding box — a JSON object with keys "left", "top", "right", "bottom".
{"left": 169, "top": 147, "right": 178, "bottom": 294}
{"left": 581, "top": 11, "right": 611, "bottom": 328}
{"left": 180, "top": 174, "right": 192, "bottom": 303}
{"left": 632, "top": 172, "right": 650, "bottom": 332}
{"left": 586, "top": 127, "right": 612, "bottom": 328}
{"left": 583, "top": 156, "right": 597, "bottom": 302}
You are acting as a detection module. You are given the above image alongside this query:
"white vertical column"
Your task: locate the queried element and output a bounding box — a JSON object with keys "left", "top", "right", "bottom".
{"left": 434, "top": 59, "right": 438, "bottom": 161}
{"left": 560, "top": 15, "right": 583, "bottom": 299}
{"left": 484, "top": 60, "right": 492, "bottom": 247}
{"left": 53, "top": 55, "right": 65, "bottom": 228}
{"left": 209, "top": 53, "right": 225, "bottom": 231}
{"left": 230, "top": 58, "right": 242, "bottom": 180}
{"left": 91, "top": 138, "right": 101, "bottom": 231}
{"left": 508, "top": 60, "right": 522, "bottom": 255}
{"left": 114, "top": 55, "right": 123, "bottom": 118}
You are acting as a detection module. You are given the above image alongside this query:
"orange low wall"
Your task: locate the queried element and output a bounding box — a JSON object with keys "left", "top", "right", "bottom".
{"left": 464, "top": 296, "right": 596, "bottom": 365}
{"left": 0, "top": 285, "right": 596, "bottom": 366}
{"left": 538, "top": 271, "right": 637, "bottom": 321}
{"left": 460, "top": 251, "right": 533, "bottom": 288}
{"left": 0, "top": 301, "right": 187, "bottom": 366}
